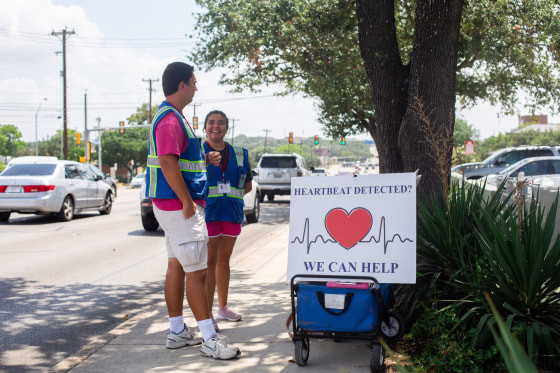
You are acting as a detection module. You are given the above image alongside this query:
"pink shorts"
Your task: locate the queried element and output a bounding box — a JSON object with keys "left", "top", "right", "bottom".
{"left": 207, "top": 221, "right": 242, "bottom": 238}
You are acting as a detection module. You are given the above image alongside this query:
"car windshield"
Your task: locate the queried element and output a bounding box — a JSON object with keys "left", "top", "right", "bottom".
{"left": 1, "top": 163, "right": 57, "bottom": 176}
{"left": 260, "top": 157, "right": 297, "bottom": 168}
{"left": 498, "top": 159, "right": 530, "bottom": 175}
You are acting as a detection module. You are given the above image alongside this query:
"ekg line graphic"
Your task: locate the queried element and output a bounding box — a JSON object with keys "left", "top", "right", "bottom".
{"left": 291, "top": 217, "right": 414, "bottom": 254}
{"left": 291, "top": 219, "right": 336, "bottom": 254}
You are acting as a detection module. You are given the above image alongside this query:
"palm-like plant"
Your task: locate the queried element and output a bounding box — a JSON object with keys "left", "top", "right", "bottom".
{"left": 404, "top": 180, "right": 560, "bottom": 368}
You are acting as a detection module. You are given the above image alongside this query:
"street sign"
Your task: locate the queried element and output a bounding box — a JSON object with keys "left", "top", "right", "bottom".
{"left": 465, "top": 140, "right": 474, "bottom": 154}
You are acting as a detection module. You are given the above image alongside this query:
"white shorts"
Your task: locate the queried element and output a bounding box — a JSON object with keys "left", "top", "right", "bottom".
{"left": 153, "top": 204, "right": 209, "bottom": 273}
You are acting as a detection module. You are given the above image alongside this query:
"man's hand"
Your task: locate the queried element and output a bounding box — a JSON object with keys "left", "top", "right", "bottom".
{"left": 206, "top": 151, "right": 221, "bottom": 166}
{"left": 183, "top": 199, "right": 197, "bottom": 219}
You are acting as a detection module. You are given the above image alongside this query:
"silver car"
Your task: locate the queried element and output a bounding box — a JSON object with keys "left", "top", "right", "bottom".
{"left": 256, "top": 153, "right": 311, "bottom": 202}
{"left": 0, "top": 158, "right": 113, "bottom": 222}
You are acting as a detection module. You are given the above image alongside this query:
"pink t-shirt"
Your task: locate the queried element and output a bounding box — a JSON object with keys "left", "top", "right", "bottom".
{"left": 151, "top": 111, "right": 205, "bottom": 211}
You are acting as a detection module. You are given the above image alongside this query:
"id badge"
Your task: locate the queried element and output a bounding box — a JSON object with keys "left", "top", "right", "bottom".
{"left": 217, "top": 181, "right": 231, "bottom": 194}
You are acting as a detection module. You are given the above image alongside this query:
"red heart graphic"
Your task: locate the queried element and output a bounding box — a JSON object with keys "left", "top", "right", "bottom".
{"left": 325, "top": 208, "right": 372, "bottom": 249}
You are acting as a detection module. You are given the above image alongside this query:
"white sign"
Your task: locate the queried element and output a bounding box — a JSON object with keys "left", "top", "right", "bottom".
{"left": 465, "top": 140, "right": 474, "bottom": 154}
{"left": 287, "top": 173, "right": 416, "bottom": 283}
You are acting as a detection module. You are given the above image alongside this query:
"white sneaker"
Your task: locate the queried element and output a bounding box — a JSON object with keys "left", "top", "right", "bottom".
{"left": 166, "top": 324, "right": 201, "bottom": 349}
{"left": 200, "top": 335, "right": 241, "bottom": 360}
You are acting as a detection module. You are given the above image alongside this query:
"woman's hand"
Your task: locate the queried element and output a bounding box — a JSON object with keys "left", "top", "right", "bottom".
{"left": 206, "top": 151, "right": 221, "bottom": 166}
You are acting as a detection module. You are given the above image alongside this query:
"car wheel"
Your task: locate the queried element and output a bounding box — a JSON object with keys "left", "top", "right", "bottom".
{"left": 258, "top": 192, "right": 265, "bottom": 203}
{"left": 246, "top": 193, "right": 260, "bottom": 224}
{"left": 99, "top": 192, "right": 113, "bottom": 215}
{"left": 57, "top": 196, "right": 74, "bottom": 222}
{"left": 0, "top": 212, "right": 10, "bottom": 222}
{"left": 267, "top": 192, "right": 275, "bottom": 201}
{"left": 142, "top": 213, "right": 159, "bottom": 231}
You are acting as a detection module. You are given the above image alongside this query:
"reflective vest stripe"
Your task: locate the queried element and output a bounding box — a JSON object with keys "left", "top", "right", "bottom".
{"left": 231, "top": 146, "right": 244, "bottom": 168}
{"left": 207, "top": 186, "right": 245, "bottom": 199}
{"left": 147, "top": 155, "right": 206, "bottom": 172}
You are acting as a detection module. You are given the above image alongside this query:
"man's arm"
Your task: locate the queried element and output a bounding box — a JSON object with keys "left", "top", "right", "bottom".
{"left": 158, "top": 154, "right": 196, "bottom": 219}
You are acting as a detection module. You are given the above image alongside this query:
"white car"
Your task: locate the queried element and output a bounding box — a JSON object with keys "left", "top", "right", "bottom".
{"left": 481, "top": 156, "right": 560, "bottom": 188}
{"left": 129, "top": 173, "right": 145, "bottom": 188}
{"left": 256, "top": 153, "right": 311, "bottom": 202}
{"left": 0, "top": 157, "right": 113, "bottom": 222}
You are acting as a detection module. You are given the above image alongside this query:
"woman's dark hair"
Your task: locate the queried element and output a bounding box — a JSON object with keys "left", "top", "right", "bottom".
{"left": 204, "top": 110, "right": 229, "bottom": 130}
{"left": 162, "top": 62, "right": 194, "bottom": 96}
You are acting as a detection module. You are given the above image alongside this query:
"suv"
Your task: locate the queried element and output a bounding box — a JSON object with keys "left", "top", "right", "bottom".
{"left": 256, "top": 153, "right": 311, "bottom": 201}
{"left": 452, "top": 145, "right": 560, "bottom": 179}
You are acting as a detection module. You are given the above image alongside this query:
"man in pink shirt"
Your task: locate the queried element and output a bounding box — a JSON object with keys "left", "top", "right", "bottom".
{"left": 146, "top": 62, "right": 240, "bottom": 360}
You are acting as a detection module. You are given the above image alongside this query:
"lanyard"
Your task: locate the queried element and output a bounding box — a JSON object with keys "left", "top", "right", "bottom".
{"left": 206, "top": 142, "right": 229, "bottom": 181}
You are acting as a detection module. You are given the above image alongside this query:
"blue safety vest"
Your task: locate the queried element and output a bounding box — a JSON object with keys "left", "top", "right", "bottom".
{"left": 145, "top": 101, "right": 207, "bottom": 200}
{"left": 203, "top": 142, "right": 248, "bottom": 224}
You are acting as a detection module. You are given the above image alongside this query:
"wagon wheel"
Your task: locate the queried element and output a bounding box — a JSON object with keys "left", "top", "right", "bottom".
{"left": 370, "top": 342, "right": 384, "bottom": 372}
{"left": 294, "top": 338, "right": 310, "bottom": 366}
{"left": 380, "top": 310, "right": 404, "bottom": 342}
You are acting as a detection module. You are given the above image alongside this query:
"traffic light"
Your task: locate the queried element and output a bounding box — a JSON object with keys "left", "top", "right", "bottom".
{"left": 76, "top": 132, "right": 81, "bottom": 145}
{"left": 341, "top": 136, "right": 345, "bottom": 145}
{"left": 119, "top": 121, "right": 125, "bottom": 134}
{"left": 87, "top": 141, "right": 91, "bottom": 161}
{"left": 193, "top": 116, "right": 198, "bottom": 129}
{"left": 289, "top": 132, "right": 294, "bottom": 144}
{"left": 314, "top": 135, "right": 319, "bottom": 145}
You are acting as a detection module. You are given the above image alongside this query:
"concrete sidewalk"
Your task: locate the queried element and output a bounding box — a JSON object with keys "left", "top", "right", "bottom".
{"left": 51, "top": 225, "right": 379, "bottom": 373}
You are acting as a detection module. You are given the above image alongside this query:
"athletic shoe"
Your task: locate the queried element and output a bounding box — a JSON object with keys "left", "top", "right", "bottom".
{"left": 211, "top": 313, "right": 220, "bottom": 332}
{"left": 200, "top": 335, "right": 241, "bottom": 360}
{"left": 216, "top": 306, "right": 243, "bottom": 322}
{"left": 166, "top": 324, "right": 201, "bottom": 349}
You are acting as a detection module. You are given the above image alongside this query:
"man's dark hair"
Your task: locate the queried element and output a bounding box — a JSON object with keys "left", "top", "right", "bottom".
{"left": 204, "top": 110, "right": 229, "bottom": 130}
{"left": 162, "top": 62, "right": 194, "bottom": 96}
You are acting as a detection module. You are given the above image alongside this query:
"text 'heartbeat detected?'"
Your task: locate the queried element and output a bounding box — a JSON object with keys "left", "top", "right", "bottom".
{"left": 291, "top": 217, "right": 414, "bottom": 254}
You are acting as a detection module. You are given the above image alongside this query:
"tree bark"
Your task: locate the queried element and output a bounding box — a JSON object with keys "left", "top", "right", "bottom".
{"left": 356, "top": 0, "right": 463, "bottom": 200}
{"left": 356, "top": 0, "right": 408, "bottom": 174}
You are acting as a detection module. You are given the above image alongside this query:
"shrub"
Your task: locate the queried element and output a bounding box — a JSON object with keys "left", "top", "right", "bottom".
{"left": 399, "top": 180, "right": 560, "bottom": 368}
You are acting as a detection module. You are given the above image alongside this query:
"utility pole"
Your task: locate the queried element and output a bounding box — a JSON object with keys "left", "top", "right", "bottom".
{"left": 230, "top": 118, "right": 238, "bottom": 145}
{"left": 84, "top": 90, "right": 88, "bottom": 162}
{"left": 263, "top": 129, "right": 271, "bottom": 153}
{"left": 52, "top": 27, "right": 75, "bottom": 160}
{"left": 142, "top": 78, "right": 159, "bottom": 122}
{"left": 35, "top": 98, "right": 47, "bottom": 156}
{"left": 96, "top": 117, "right": 102, "bottom": 168}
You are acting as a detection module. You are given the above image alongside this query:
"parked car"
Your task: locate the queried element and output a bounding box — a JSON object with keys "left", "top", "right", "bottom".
{"left": 311, "top": 167, "right": 327, "bottom": 176}
{"left": 452, "top": 145, "right": 560, "bottom": 179}
{"left": 255, "top": 153, "right": 311, "bottom": 202}
{"left": 139, "top": 170, "right": 261, "bottom": 231}
{"left": 481, "top": 156, "right": 560, "bottom": 187}
{"left": 84, "top": 163, "right": 118, "bottom": 198}
{"left": 130, "top": 173, "right": 145, "bottom": 188}
{"left": 0, "top": 157, "right": 113, "bottom": 222}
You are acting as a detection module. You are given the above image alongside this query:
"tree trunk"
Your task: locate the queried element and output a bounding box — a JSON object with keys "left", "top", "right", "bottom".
{"left": 356, "top": 0, "right": 463, "bottom": 200}
{"left": 356, "top": 0, "right": 408, "bottom": 174}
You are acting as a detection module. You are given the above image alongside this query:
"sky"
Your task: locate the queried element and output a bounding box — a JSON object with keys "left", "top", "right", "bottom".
{"left": 1, "top": 0, "right": 558, "bottom": 145}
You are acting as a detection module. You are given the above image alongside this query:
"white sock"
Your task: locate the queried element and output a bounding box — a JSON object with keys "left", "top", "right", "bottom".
{"left": 198, "top": 318, "right": 217, "bottom": 342}
{"left": 169, "top": 316, "right": 185, "bottom": 334}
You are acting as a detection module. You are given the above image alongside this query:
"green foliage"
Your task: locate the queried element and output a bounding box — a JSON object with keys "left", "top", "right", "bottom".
{"left": 101, "top": 127, "right": 149, "bottom": 169}
{"left": 192, "top": 0, "right": 560, "bottom": 136}
{"left": 407, "top": 305, "right": 503, "bottom": 372}
{"left": 403, "top": 181, "right": 560, "bottom": 369}
{"left": 34, "top": 129, "right": 84, "bottom": 161}
{"left": 0, "top": 124, "right": 26, "bottom": 158}
{"left": 453, "top": 118, "right": 480, "bottom": 148}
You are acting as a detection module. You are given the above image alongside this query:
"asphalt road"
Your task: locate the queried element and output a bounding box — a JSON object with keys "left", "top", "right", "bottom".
{"left": 0, "top": 188, "right": 290, "bottom": 373}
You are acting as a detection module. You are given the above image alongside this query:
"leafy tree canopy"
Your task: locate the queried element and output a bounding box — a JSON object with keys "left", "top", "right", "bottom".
{"left": 191, "top": 0, "right": 560, "bottom": 137}
{"left": 0, "top": 124, "right": 27, "bottom": 158}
